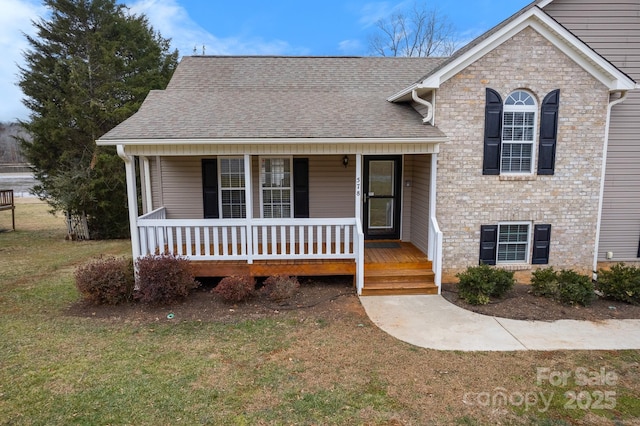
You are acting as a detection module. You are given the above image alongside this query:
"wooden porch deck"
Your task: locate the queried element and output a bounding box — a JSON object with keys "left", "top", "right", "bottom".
{"left": 187, "top": 241, "right": 436, "bottom": 296}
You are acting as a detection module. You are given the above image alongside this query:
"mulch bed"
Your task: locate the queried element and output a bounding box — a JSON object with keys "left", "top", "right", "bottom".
{"left": 441, "top": 282, "right": 640, "bottom": 321}
{"left": 67, "top": 277, "right": 640, "bottom": 324}
{"left": 66, "top": 276, "right": 361, "bottom": 324}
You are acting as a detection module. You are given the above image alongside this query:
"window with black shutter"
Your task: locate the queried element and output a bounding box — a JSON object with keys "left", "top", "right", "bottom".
{"left": 480, "top": 223, "right": 549, "bottom": 265}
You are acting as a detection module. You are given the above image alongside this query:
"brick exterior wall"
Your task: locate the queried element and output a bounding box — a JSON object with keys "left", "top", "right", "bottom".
{"left": 435, "top": 27, "right": 610, "bottom": 282}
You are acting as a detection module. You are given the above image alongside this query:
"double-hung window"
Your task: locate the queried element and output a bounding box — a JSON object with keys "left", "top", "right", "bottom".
{"left": 501, "top": 91, "right": 536, "bottom": 174}
{"left": 219, "top": 157, "right": 246, "bottom": 218}
{"left": 497, "top": 222, "right": 531, "bottom": 263}
{"left": 260, "top": 157, "right": 292, "bottom": 218}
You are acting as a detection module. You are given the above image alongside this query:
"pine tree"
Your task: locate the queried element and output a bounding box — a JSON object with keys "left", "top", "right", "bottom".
{"left": 17, "top": 0, "right": 178, "bottom": 238}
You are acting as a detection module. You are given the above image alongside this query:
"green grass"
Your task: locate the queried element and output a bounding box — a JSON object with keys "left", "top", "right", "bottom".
{"left": 1, "top": 200, "right": 639, "bottom": 425}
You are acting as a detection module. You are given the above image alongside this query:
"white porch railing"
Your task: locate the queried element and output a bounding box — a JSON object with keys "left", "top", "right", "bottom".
{"left": 137, "top": 207, "right": 361, "bottom": 263}
{"left": 428, "top": 216, "right": 443, "bottom": 292}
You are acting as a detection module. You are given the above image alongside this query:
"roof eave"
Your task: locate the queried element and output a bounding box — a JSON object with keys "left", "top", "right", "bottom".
{"left": 97, "top": 136, "right": 450, "bottom": 147}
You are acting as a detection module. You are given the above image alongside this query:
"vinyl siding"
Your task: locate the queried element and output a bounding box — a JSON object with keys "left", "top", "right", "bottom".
{"left": 160, "top": 156, "right": 204, "bottom": 219}
{"left": 544, "top": 0, "right": 640, "bottom": 261}
{"left": 149, "top": 156, "right": 162, "bottom": 210}
{"left": 402, "top": 156, "right": 413, "bottom": 240}
{"left": 407, "top": 155, "right": 431, "bottom": 254}
{"left": 157, "top": 155, "right": 355, "bottom": 220}
{"left": 308, "top": 155, "right": 355, "bottom": 218}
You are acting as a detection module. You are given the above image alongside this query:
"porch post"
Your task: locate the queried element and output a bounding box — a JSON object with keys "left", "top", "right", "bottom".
{"left": 355, "top": 154, "right": 364, "bottom": 294}
{"left": 140, "top": 156, "right": 152, "bottom": 214}
{"left": 355, "top": 154, "right": 362, "bottom": 220}
{"left": 429, "top": 152, "right": 442, "bottom": 289}
{"left": 117, "top": 145, "right": 140, "bottom": 259}
{"left": 244, "top": 154, "right": 254, "bottom": 264}
{"left": 428, "top": 153, "right": 437, "bottom": 259}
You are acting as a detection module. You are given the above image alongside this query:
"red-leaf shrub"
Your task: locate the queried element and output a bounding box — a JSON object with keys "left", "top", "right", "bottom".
{"left": 260, "top": 275, "right": 300, "bottom": 301}
{"left": 75, "top": 256, "right": 135, "bottom": 305}
{"left": 213, "top": 275, "right": 255, "bottom": 303}
{"left": 135, "top": 254, "right": 199, "bottom": 305}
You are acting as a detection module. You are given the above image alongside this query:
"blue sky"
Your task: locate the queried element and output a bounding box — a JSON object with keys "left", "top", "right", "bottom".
{"left": 1, "top": 0, "right": 532, "bottom": 122}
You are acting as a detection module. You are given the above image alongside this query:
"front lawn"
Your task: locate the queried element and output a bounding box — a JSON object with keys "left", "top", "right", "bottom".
{"left": 1, "top": 199, "right": 639, "bottom": 425}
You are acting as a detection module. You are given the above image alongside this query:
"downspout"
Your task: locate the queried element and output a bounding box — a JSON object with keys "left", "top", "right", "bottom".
{"left": 593, "top": 90, "right": 628, "bottom": 278}
{"left": 412, "top": 89, "right": 434, "bottom": 124}
{"left": 117, "top": 144, "right": 141, "bottom": 260}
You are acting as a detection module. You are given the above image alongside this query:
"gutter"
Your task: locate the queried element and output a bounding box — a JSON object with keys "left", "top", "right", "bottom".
{"left": 593, "top": 90, "right": 629, "bottom": 278}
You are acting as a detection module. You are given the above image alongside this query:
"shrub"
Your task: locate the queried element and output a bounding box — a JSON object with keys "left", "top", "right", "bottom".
{"left": 531, "top": 267, "right": 559, "bottom": 297}
{"left": 75, "top": 256, "right": 135, "bottom": 305}
{"left": 260, "top": 275, "right": 300, "bottom": 301}
{"left": 531, "top": 267, "right": 595, "bottom": 306}
{"left": 213, "top": 275, "right": 256, "bottom": 303}
{"left": 456, "top": 264, "right": 515, "bottom": 305}
{"left": 556, "top": 270, "right": 595, "bottom": 306}
{"left": 597, "top": 263, "right": 640, "bottom": 305}
{"left": 135, "top": 253, "right": 199, "bottom": 305}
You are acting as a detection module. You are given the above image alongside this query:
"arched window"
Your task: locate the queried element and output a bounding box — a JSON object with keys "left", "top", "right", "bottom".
{"left": 501, "top": 90, "right": 536, "bottom": 173}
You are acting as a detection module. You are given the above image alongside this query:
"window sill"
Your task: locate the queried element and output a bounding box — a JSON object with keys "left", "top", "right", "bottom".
{"left": 496, "top": 263, "right": 531, "bottom": 271}
{"left": 499, "top": 175, "right": 536, "bottom": 182}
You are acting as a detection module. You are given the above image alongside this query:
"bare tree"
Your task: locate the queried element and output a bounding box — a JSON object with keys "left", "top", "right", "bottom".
{"left": 0, "top": 122, "right": 28, "bottom": 163}
{"left": 369, "top": 2, "right": 459, "bottom": 57}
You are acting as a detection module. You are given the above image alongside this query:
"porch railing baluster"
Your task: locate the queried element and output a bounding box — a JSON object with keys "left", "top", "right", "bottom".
{"left": 222, "top": 226, "right": 229, "bottom": 256}
{"left": 231, "top": 227, "right": 238, "bottom": 256}
{"left": 204, "top": 227, "right": 210, "bottom": 256}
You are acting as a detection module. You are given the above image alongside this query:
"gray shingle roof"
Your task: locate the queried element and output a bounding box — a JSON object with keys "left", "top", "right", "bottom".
{"left": 100, "top": 56, "right": 447, "bottom": 141}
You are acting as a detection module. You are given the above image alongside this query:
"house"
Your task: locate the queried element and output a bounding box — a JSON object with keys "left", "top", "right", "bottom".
{"left": 97, "top": 0, "right": 638, "bottom": 295}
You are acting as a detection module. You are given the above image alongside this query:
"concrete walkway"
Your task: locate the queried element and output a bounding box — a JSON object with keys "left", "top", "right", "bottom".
{"left": 360, "top": 295, "right": 640, "bottom": 351}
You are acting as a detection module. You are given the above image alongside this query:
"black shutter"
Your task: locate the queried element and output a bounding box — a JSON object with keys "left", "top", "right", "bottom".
{"left": 637, "top": 234, "right": 640, "bottom": 258}
{"left": 202, "top": 159, "right": 219, "bottom": 219}
{"left": 293, "top": 158, "right": 309, "bottom": 218}
{"left": 532, "top": 224, "right": 552, "bottom": 264}
{"left": 538, "top": 89, "right": 560, "bottom": 175}
{"left": 479, "top": 225, "right": 498, "bottom": 265}
{"left": 483, "top": 88, "right": 503, "bottom": 175}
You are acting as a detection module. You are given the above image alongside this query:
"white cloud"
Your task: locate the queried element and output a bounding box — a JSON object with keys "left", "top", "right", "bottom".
{"left": 0, "top": 0, "right": 46, "bottom": 122}
{"left": 357, "top": 1, "right": 410, "bottom": 28}
{"left": 129, "top": 0, "right": 307, "bottom": 56}
{"left": 338, "top": 39, "right": 364, "bottom": 55}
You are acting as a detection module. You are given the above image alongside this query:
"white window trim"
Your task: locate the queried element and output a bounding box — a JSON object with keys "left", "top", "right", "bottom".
{"left": 501, "top": 90, "right": 537, "bottom": 175}
{"left": 496, "top": 221, "right": 532, "bottom": 265}
{"left": 218, "top": 156, "right": 246, "bottom": 219}
{"left": 258, "top": 156, "right": 294, "bottom": 219}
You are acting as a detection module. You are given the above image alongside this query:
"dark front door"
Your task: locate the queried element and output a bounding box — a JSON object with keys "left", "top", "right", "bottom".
{"left": 363, "top": 156, "right": 402, "bottom": 239}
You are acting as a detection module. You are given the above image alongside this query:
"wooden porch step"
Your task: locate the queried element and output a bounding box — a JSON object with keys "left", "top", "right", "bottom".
{"left": 361, "top": 281, "right": 438, "bottom": 296}
{"left": 362, "top": 265, "right": 437, "bottom": 296}
{"left": 365, "top": 261, "right": 432, "bottom": 272}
